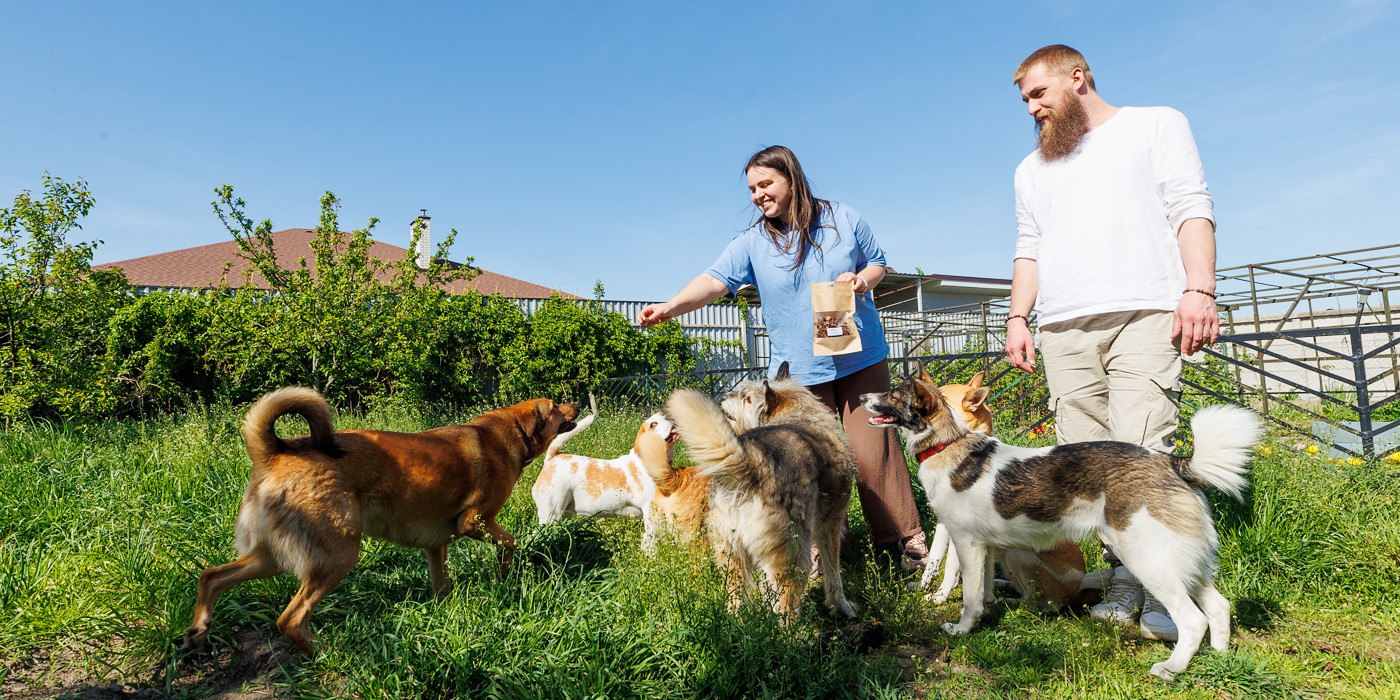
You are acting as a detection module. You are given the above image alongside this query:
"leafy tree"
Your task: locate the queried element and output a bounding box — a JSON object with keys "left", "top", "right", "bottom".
{"left": 203, "top": 187, "right": 475, "bottom": 405}
{"left": 0, "top": 175, "right": 130, "bottom": 422}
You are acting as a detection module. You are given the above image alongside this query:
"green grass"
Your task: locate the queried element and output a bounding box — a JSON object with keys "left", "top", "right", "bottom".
{"left": 1, "top": 403, "right": 1397, "bottom": 698}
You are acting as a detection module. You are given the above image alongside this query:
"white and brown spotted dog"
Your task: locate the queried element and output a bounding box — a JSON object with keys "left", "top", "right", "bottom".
{"left": 533, "top": 411, "right": 706, "bottom": 549}
{"left": 919, "top": 372, "right": 1091, "bottom": 611}
{"left": 862, "top": 368, "right": 1260, "bottom": 680}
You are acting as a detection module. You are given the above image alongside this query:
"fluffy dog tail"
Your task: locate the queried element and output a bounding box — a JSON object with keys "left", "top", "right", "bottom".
{"left": 665, "top": 389, "right": 745, "bottom": 478}
{"left": 241, "top": 386, "right": 337, "bottom": 467}
{"left": 640, "top": 442, "right": 677, "bottom": 487}
{"left": 1183, "top": 405, "right": 1262, "bottom": 501}
{"left": 546, "top": 412, "right": 596, "bottom": 460}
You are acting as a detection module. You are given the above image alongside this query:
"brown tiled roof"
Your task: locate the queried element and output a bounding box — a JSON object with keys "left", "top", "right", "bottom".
{"left": 94, "top": 228, "right": 576, "bottom": 299}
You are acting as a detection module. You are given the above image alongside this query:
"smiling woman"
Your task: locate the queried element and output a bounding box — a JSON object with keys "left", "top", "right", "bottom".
{"left": 637, "top": 145, "right": 930, "bottom": 568}
{"left": 746, "top": 166, "right": 792, "bottom": 220}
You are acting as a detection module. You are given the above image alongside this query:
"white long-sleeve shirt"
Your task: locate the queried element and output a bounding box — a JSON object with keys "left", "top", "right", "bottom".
{"left": 1014, "top": 106, "right": 1214, "bottom": 325}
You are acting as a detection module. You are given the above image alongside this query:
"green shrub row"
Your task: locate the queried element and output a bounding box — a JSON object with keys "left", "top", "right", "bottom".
{"left": 1, "top": 176, "right": 700, "bottom": 421}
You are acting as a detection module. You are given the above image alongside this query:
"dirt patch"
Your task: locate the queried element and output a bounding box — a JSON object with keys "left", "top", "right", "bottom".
{"left": 3, "top": 637, "right": 132, "bottom": 699}
{"left": 163, "top": 628, "right": 297, "bottom": 699}
{"left": 2, "top": 629, "right": 299, "bottom": 699}
{"left": 873, "top": 642, "right": 965, "bottom": 699}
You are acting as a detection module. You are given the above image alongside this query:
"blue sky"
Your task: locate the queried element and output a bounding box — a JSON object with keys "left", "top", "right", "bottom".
{"left": 4, "top": 1, "right": 1397, "bottom": 301}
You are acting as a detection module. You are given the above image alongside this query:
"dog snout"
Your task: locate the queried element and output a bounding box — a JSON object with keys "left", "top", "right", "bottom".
{"left": 859, "top": 392, "right": 888, "bottom": 411}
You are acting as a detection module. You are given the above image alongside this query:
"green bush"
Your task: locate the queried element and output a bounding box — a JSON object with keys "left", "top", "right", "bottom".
{"left": 382, "top": 290, "right": 529, "bottom": 407}
{"left": 102, "top": 291, "right": 218, "bottom": 414}
{"left": 0, "top": 179, "right": 704, "bottom": 419}
{"left": 498, "top": 296, "right": 698, "bottom": 401}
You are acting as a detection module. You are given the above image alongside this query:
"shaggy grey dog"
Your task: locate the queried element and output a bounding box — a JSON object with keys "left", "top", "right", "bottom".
{"left": 665, "top": 363, "right": 856, "bottom": 620}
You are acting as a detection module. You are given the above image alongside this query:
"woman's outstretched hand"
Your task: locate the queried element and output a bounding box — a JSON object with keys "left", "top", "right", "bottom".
{"left": 638, "top": 302, "right": 674, "bottom": 327}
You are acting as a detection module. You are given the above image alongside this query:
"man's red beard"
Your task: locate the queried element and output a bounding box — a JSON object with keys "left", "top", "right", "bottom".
{"left": 1035, "top": 89, "right": 1090, "bottom": 161}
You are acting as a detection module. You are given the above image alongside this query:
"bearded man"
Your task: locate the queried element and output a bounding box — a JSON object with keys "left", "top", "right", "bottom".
{"left": 1003, "top": 44, "right": 1219, "bottom": 643}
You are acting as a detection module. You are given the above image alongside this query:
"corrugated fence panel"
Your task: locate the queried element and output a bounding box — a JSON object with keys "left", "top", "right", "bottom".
{"left": 508, "top": 298, "right": 769, "bottom": 369}
{"left": 508, "top": 298, "right": 1009, "bottom": 371}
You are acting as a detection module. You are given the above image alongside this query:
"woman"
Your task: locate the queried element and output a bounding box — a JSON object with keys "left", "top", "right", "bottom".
{"left": 638, "top": 145, "right": 927, "bottom": 568}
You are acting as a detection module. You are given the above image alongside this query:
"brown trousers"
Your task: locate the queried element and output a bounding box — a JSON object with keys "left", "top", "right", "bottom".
{"left": 807, "top": 361, "right": 923, "bottom": 546}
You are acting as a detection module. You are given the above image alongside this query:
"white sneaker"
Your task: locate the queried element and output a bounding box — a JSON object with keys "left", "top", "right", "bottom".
{"left": 1089, "top": 566, "right": 1143, "bottom": 624}
{"left": 1138, "top": 592, "right": 1179, "bottom": 642}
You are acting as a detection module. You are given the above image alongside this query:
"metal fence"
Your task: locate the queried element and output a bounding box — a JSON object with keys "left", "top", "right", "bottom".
{"left": 585, "top": 350, "right": 1054, "bottom": 442}
{"left": 578, "top": 323, "right": 1400, "bottom": 462}
{"left": 517, "top": 298, "right": 768, "bottom": 370}
{"left": 521, "top": 244, "right": 1400, "bottom": 460}
{"left": 521, "top": 297, "right": 1007, "bottom": 371}
{"left": 1185, "top": 323, "right": 1400, "bottom": 459}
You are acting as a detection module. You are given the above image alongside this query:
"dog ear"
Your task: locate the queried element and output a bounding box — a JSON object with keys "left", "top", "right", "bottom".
{"left": 911, "top": 377, "right": 941, "bottom": 413}
{"left": 969, "top": 372, "right": 985, "bottom": 389}
{"left": 526, "top": 400, "right": 549, "bottom": 434}
{"left": 967, "top": 386, "right": 990, "bottom": 411}
{"left": 775, "top": 361, "right": 791, "bottom": 381}
{"left": 917, "top": 363, "right": 935, "bottom": 386}
{"left": 762, "top": 380, "right": 777, "bottom": 411}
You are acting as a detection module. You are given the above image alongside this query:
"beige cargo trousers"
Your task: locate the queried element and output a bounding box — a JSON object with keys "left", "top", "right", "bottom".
{"left": 1038, "top": 309, "right": 1182, "bottom": 453}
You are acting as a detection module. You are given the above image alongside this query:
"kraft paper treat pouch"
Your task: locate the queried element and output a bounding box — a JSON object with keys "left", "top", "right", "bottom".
{"left": 812, "top": 281, "right": 862, "bottom": 357}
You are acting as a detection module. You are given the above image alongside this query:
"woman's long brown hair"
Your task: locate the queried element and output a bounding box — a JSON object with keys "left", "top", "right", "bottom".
{"left": 745, "top": 145, "right": 833, "bottom": 271}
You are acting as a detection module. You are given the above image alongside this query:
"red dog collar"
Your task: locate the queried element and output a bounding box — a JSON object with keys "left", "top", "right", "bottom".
{"left": 916, "top": 443, "right": 949, "bottom": 462}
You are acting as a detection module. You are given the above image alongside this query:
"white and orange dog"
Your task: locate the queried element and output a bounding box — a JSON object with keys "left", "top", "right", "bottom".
{"left": 919, "top": 372, "right": 1090, "bottom": 611}
{"left": 532, "top": 411, "right": 706, "bottom": 549}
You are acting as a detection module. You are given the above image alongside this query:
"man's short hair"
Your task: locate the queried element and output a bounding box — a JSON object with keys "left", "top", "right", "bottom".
{"left": 1013, "top": 44, "right": 1096, "bottom": 91}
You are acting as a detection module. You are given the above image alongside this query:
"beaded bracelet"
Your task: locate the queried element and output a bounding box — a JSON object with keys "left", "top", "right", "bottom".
{"left": 1184, "top": 289, "right": 1218, "bottom": 299}
{"left": 1006, "top": 313, "right": 1031, "bottom": 325}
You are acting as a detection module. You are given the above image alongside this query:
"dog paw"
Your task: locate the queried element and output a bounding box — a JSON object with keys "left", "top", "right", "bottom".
{"left": 835, "top": 599, "right": 860, "bottom": 618}
{"left": 1149, "top": 662, "right": 1178, "bottom": 680}
{"left": 926, "top": 591, "right": 951, "bottom": 604}
{"left": 942, "top": 622, "right": 973, "bottom": 636}
{"left": 178, "top": 629, "right": 206, "bottom": 653}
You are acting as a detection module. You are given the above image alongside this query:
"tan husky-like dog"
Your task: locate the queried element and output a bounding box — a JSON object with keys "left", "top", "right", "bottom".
{"left": 665, "top": 362, "right": 857, "bottom": 621}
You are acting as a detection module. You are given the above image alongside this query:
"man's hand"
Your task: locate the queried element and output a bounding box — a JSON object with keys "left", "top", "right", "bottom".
{"left": 638, "top": 302, "right": 674, "bottom": 328}
{"left": 1172, "top": 291, "right": 1219, "bottom": 355}
{"left": 835, "top": 271, "right": 868, "bottom": 294}
{"left": 1005, "top": 321, "right": 1037, "bottom": 372}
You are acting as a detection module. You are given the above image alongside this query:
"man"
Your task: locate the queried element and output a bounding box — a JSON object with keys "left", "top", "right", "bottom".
{"left": 1004, "top": 44, "right": 1219, "bottom": 643}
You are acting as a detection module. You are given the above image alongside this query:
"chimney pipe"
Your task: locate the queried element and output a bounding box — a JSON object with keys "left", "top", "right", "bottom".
{"left": 414, "top": 210, "right": 431, "bottom": 270}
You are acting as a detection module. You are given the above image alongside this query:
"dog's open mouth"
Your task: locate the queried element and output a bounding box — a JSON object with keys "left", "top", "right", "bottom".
{"left": 666, "top": 428, "right": 679, "bottom": 444}
{"left": 867, "top": 413, "right": 899, "bottom": 427}
{"left": 560, "top": 421, "right": 578, "bottom": 432}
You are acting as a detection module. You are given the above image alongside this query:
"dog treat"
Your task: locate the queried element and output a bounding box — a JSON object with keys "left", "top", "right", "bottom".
{"left": 812, "top": 281, "right": 863, "bottom": 356}
{"left": 814, "top": 313, "right": 854, "bottom": 338}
